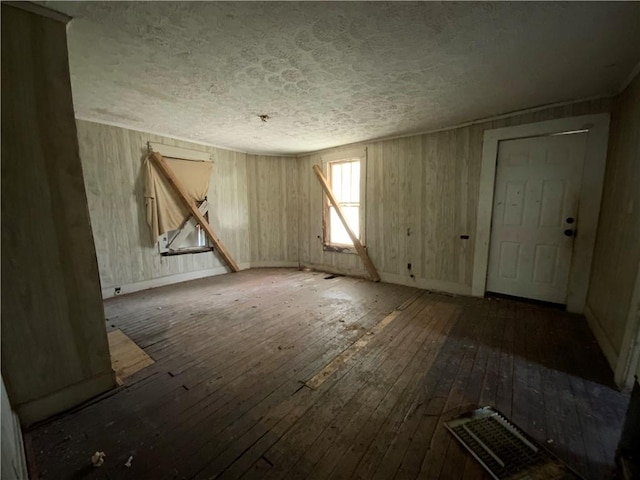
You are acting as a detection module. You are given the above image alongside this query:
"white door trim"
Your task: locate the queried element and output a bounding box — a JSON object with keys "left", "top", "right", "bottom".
{"left": 614, "top": 260, "right": 640, "bottom": 389}
{"left": 472, "top": 113, "right": 610, "bottom": 313}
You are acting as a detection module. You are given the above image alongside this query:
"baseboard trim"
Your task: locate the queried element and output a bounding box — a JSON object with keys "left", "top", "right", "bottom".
{"left": 101, "top": 263, "right": 251, "bottom": 299}
{"left": 100, "top": 263, "right": 470, "bottom": 300}
{"left": 249, "top": 261, "right": 300, "bottom": 268}
{"left": 584, "top": 304, "right": 619, "bottom": 373}
{"left": 379, "top": 272, "right": 472, "bottom": 296}
{"left": 299, "top": 262, "right": 367, "bottom": 279}
{"left": 17, "top": 370, "right": 116, "bottom": 426}
{"left": 298, "top": 263, "right": 471, "bottom": 296}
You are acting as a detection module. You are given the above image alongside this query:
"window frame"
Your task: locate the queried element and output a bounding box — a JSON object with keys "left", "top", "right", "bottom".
{"left": 321, "top": 148, "right": 366, "bottom": 254}
{"left": 158, "top": 200, "right": 214, "bottom": 256}
{"left": 149, "top": 142, "right": 215, "bottom": 257}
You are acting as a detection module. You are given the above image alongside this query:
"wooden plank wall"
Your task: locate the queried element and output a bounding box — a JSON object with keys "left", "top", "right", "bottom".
{"left": 78, "top": 100, "right": 613, "bottom": 297}
{"left": 298, "top": 98, "right": 612, "bottom": 294}
{"left": 587, "top": 74, "right": 640, "bottom": 358}
{"left": 246, "top": 155, "right": 300, "bottom": 266}
{"left": 1, "top": 4, "right": 115, "bottom": 425}
{"left": 76, "top": 120, "right": 251, "bottom": 293}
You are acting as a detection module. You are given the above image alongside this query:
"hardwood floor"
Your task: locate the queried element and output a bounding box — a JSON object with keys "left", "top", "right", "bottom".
{"left": 26, "top": 269, "right": 628, "bottom": 479}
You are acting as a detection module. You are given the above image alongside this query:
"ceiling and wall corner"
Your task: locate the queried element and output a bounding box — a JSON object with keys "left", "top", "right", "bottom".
{"left": 43, "top": 1, "right": 640, "bottom": 155}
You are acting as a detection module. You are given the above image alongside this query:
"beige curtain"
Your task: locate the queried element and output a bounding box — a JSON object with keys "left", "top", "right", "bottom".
{"left": 144, "top": 156, "right": 213, "bottom": 242}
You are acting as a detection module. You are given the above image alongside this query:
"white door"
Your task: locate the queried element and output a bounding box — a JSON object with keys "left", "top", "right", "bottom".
{"left": 486, "top": 132, "right": 587, "bottom": 304}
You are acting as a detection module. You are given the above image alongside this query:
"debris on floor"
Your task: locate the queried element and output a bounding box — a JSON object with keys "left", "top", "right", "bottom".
{"left": 91, "top": 451, "right": 106, "bottom": 468}
{"left": 125, "top": 455, "right": 133, "bottom": 468}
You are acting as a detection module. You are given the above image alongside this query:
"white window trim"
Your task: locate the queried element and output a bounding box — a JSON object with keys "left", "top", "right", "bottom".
{"left": 472, "top": 113, "right": 610, "bottom": 314}
{"left": 321, "top": 147, "right": 367, "bottom": 253}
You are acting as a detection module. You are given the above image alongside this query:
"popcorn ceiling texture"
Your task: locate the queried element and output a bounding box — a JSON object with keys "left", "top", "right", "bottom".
{"left": 47, "top": 1, "right": 640, "bottom": 154}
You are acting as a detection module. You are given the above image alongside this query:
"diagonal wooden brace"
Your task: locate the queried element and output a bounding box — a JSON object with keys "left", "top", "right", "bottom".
{"left": 312, "top": 164, "right": 380, "bottom": 282}
{"left": 149, "top": 152, "right": 239, "bottom": 272}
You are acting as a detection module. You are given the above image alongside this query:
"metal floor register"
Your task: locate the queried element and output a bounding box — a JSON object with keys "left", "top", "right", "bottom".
{"left": 445, "top": 407, "right": 583, "bottom": 480}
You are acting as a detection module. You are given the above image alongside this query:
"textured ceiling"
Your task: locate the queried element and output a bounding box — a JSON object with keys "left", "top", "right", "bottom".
{"left": 46, "top": 1, "right": 640, "bottom": 154}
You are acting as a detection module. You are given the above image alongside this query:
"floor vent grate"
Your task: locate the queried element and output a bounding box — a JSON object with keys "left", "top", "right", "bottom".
{"left": 445, "top": 406, "right": 583, "bottom": 480}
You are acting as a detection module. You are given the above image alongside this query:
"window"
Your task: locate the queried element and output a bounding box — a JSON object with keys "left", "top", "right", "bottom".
{"left": 158, "top": 201, "right": 213, "bottom": 255}
{"left": 145, "top": 142, "right": 214, "bottom": 256}
{"left": 322, "top": 149, "right": 365, "bottom": 250}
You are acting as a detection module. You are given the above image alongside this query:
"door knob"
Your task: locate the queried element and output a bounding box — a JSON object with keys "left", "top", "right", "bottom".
{"left": 564, "top": 229, "right": 575, "bottom": 237}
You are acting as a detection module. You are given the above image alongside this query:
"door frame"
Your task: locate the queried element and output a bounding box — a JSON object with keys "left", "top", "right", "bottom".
{"left": 615, "top": 260, "right": 640, "bottom": 389}
{"left": 471, "top": 113, "right": 610, "bottom": 313}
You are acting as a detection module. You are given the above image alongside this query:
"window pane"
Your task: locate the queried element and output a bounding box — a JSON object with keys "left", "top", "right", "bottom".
{"left": 330, "top": 160, "right": 360, "bottom": 204}
{"left": 350, "top": 161, "right": 360, "bottom": 203}
{"left": 328, "top": 159, "right": 361, "bottom": 246}
{"left": 329, "top": 206, "right": 359, "bottom": 245}
{"left": 331, "top": 162, "right": 343, "bottom": 202}
{"left": 341, "top": 163, "right": 349, "bottom": 203}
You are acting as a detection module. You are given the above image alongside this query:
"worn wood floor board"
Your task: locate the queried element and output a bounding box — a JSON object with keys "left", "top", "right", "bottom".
{"left": 297, "top": 301, "right": 455, "bottom": 480}
{"left": 25, "top": 269, "right": 629, "bottom": 480}
{"left": 529, "top": 306, "right": 561, "bottom": 453}
{"left": 136, "top": 289, "right": 386, "bottom": 420}
{"left": 198, "top": 294, "right": 433, "bottom": 480}
{"left": 494, "top": 299, "right": 516, "bottom": 418}
{"left": 136, "top": 282, "right": 418, "bottom": 479}
{"left": 130, "top": 289, "right": 413, "bottom": 477}
{"left": 172, "top": 293, "right": 417, "bottom": 472}
{"left": 413, "top": 300, "right": 500, "bottom": 480}
{"left": 416, "top": 297, "right": 488, "bottom": 479}
{"left": 143, "top": 278, "right": 412, "bottom": 383}
{"left": 240, "top": 298, "right": 437, "bottom": 480}
{"left": 127, "top": 292, "right": 363, "bottom": 406}
{"left": 553, "top": 308, "right": 621, "bottom": 479}
{"left": 388, "top": 296, "right": 483, "bottom": 479}
{"left": 338, "top": 297, "right": 474, "bottom": 480}
{"left": 542, "top": 309, "right": 590, "bottom": 477}
{"left": 101, "top": 280, "right": 416, "bottom": 444}
{"left": 426, "top": 299, "right": 491, "bottom": 480}
{"left": 265, "top": 298, "right": 449, "bottom": 480}
{"left": 128, "top": 273, "right": 359, "bottom": 367}
{"left": 105, "top": 270, "right": 309, "bottom": 343}
{"left": 352, "top": 302, "right": 465, "bottom": 480}
{"left": 439, "top": 297, "right": 498, "bottom": 480}
{"left": 461, "top": 298, "right": 504, "bottom": 479}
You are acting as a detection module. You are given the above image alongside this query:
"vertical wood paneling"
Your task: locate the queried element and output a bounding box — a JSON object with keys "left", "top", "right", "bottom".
{"left": 587, "top": 74, "right": 640, "bottom": 355}
{"left": 297, "top": 98, "right": 612, "bottom": 292}
{"left": 81, "top": 96, "right": 613, "bottom": 297}
{"left": 386, "top": 140, "right": 400, "bottom": 274}
{"left": 421, "top": 134, "right": 436, "bottom": 280}
{"left": 406, "top": 135, "right": 423, "bottom": 279}
{"left": 455, "top": 127, "right": 470, "bottom": 284}
{"left": 367, "top": 144, "right": 383, "bottom": 273}
{"left": 77, "top": 120, "right": 250, "bottom": 291}
{"left": 246, "top": 155, "right": 300, "bottom": 265}
{"left": 1, "top": 4, "right": 114, "bottom": 424}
